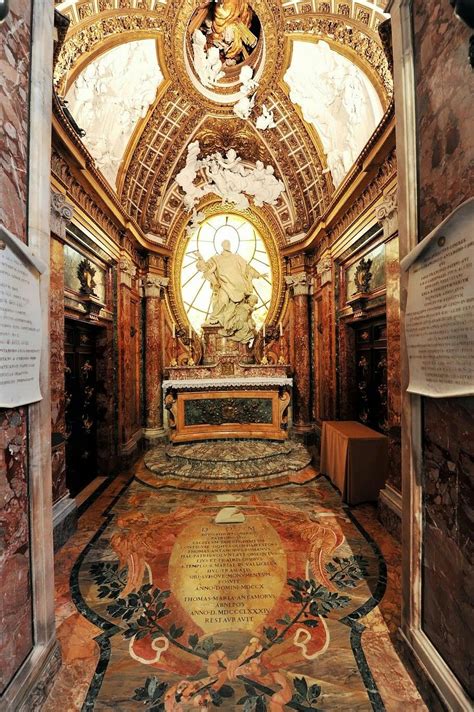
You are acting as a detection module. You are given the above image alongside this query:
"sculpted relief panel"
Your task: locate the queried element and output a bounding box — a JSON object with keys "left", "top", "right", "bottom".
{"left": 65, "top": 40, "right": 163, "bottom": 187}
{"left": 284, "top": 40, "right": 384, "bottom": 187}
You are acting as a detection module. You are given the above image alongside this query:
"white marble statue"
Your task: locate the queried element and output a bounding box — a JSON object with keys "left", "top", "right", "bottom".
{"left": 175, "top": 142, "right": 285, "bottom": 211}
{"left": 191, "top": 240, "right": 267, "bottom": 343}
{"left": 175, "top": 140, "right": 207, "bottom": 211}
{"left": 192, "top": 29, "right": 225, "bottom": 87}
{"left": 186, "top": 208, "right": 206, "bottom": 237}
{"left": 233, "top": 66, "right": 258, "bottom": 120}
{"left": 256, "top": 104, "right": 276, "bottom": 130}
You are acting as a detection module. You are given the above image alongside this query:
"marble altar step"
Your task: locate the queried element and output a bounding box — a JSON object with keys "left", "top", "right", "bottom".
{"left": 139, "top": 439, "right": 318, "bottom": 491}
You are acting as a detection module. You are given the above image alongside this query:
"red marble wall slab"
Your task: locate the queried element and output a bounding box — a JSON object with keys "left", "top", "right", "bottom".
{"left": 292, "top": 294, "right": 311, "bottom": 428}
{"left": 96, "top": 321, "right": 117, "bottom": 475}
{"left": 413, "top": 0, "right": 474, "bottom": 696}
{"left": 0, "top": 0, "right": 34, "bottom": 693}
{"left": 144, "top": 295, "right": 164, "bottom": 430}
{"left": 50, "top": 237, "right": 67, "bottom": 504}
{"left": 385, "top": 236, "right": 401, "bottom": 492}
{"left": 118, "top": 273, "right": 142, "bottom": 456}
{"left": 312, "top": 282, "right": 337, "bottom": 423}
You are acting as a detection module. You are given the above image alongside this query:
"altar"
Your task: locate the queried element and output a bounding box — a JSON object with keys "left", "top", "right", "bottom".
{"left": 162, "top": 222, "right": 293, "bottom": 443}
{"left": 163, "top": 375, "right": 292, "bottom": 442}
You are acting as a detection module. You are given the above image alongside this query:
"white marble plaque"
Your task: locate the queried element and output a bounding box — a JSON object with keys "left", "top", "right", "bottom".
{"left": 401, "top": 198, "right": 474, "bottom": 397}
{"left": 0, "top": 227, "right": 44, "bottom": 407}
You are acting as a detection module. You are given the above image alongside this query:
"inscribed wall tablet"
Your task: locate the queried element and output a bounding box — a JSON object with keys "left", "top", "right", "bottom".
{"left": 0, "top": 228, "right": 44, "bottom": 407}
{"left": 401, "top": 198, "right": 474, "bottom": 397}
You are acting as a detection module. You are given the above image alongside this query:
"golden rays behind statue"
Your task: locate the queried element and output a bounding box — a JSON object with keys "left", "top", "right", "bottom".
{"left": 189, "top": 0, "right": 258, "bottom": 62}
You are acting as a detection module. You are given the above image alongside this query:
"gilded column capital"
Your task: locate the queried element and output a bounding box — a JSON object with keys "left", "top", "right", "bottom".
{"left": 376, "top": 192, "right": 398, "bottom": 240}
{"left": 316, "top": 250, "right": 332, "bottom": 286}
{"left": 144, "top": 274, "right": 169, "bottom": 299}
{"left": 285, "top": 272, "right": 312, "bottom": 297}
{"left": 50, "top": 190, "right": 73, "bottom": 240}
{"left": 118, "top": 255, "right": 136, "bottom": 287}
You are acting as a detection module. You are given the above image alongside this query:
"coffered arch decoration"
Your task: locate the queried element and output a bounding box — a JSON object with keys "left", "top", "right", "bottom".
{"left": 167, "top": 199, "right": 286, "bottom": 332}
{"left": 120, "top": 97, "right": 332, "bottom": 240}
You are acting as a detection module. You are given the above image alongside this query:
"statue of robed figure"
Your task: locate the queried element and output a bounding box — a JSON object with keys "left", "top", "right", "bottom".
{"left": 191, "top": 239, "right": 267, "bottom": 343}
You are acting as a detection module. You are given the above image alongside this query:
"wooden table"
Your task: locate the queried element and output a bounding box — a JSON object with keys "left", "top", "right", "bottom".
{"left": 320, "top": 421, "right": 388, "bottom": 505}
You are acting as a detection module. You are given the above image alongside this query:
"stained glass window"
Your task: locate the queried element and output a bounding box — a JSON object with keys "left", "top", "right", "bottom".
{"left": 181, "top": 213, "right": 272, "bottom": 332}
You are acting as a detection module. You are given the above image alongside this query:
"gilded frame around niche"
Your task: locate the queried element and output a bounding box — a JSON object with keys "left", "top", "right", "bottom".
{"left": 169, "top": 201, "right": 284, "bottom": 332}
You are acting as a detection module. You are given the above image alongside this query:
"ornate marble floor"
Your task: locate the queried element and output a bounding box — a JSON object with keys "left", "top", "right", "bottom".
{"left": 43, "top": 461, "right": 426, "bottom": 712}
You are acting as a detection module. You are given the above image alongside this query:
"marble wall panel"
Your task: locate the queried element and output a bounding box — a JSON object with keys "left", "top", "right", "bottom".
{"left": 96, "top": 321, "right": 117, "bottom": 475}
{"left": 50, "top": 237, "right": 67, "bottom": 504}
{"left": 0, "top": 0, "right": 34, "bottom": 694}
{"left": 144, "top": 295, "right": 163, "bottom": 430}
{"left": 292, "top": 294, "right": 311, "bottom": 428}
{"left": 118, "top": 275, "right": 142, "bottom": 457}
{"left": 385, "top": 236, "right": 401, "bottom": 492}
{"left": 413, "top": 0, "right": 474, "bottom": 697}
{"left": 313, "top": 283, "right": 337, "bottom": 422}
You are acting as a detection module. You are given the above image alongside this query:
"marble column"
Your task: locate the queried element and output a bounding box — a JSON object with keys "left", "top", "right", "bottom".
{"left": 286, "top": 273, "right": 313, "bottom": 432}
{"left": 376, "top": 192, "right": 402, "bottom": 538}
{"left": 49, "top": 192, "right": 76, "bottom": 550}
{"left": 143, "top": 274, "right": 169, "bottom": 440}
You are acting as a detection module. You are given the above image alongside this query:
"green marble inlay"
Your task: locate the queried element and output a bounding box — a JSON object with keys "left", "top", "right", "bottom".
{"left": 184, "top": 397, "right": 273, "bottom": 426}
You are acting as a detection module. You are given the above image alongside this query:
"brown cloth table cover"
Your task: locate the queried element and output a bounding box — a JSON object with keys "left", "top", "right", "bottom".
{"left": 320, "top": 421, "right": 388, "bottom": 505}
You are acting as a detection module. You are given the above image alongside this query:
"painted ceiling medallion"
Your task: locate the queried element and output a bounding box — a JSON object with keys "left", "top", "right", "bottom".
{"left": 186, "top": 0, "right": 264, "bottom": 104}
{"left": 165, "top": 0, "right": 285, "bottom": 109}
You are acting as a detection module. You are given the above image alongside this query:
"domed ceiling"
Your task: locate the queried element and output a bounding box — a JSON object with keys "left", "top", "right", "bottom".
{"left": 55, "top": 0, "right": 392, "bottom": 248}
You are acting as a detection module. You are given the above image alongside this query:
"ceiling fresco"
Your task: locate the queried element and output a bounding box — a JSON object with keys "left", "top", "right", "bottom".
{"left": 55, "top": 0, "right": 392, "bottom": 246}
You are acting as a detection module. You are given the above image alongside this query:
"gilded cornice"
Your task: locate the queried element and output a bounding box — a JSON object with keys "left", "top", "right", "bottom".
{"left": 52, "top": 92, "right": 171, "bottom": 257}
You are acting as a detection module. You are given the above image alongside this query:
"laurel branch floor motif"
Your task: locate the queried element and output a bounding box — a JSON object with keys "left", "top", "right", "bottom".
{"left": 43, "top": 461, "right": 426, "bottom": 712}
{"left": 142, "top": 440, "right": 316, "bottom": 490}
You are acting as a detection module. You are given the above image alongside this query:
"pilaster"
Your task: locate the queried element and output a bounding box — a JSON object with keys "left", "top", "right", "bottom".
{"left": 49, "top": 192, "right": 76, "bottom": 547}
{"left": 285, "top": 272, "right": 313, "bottom": 432}
{"left": 143, "top": 274, "right": 169, "bottom": 439}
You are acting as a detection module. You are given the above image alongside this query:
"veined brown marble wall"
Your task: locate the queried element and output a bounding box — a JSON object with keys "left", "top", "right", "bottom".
{"left": 0, "top": 0, "right": 34, "bottom": 693}
{"left": 385, "top": 235, "right": 401, "bottom": 492}
{"left": 118, "top": 256, "right": 143, "bottom": 460}
{"left": 413, "top": 0, "right": 473, "bottom": 697}
{"left": 50, "top": 236, "right": 67, "bottom": 504}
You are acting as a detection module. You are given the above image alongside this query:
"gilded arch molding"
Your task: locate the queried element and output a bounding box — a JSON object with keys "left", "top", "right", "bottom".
{"left": 167, "top": 198, "right": 287, "bottom": 331}
{"left": 283, "top": 14, "right": 393, "bottom": 102}
{"left": 53, "top": 10, "right": 167, "bottom": 92}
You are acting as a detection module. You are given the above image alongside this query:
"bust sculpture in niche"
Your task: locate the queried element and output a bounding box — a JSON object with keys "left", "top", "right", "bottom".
{"left": 192, "top": 239, "right": 267, "bottom": 343}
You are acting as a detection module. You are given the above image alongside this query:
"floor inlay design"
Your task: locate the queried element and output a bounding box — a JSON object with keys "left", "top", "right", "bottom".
{"left": 142, "top": 439, "right": 316, "bottom": 490}
{"left": 43, "top": 470, "right": 426, "bottom": 711}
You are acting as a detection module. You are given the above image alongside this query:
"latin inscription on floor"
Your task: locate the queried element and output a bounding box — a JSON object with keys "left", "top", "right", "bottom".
{"left": 168, "top": 514, "right": 287, "bottom": 634}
